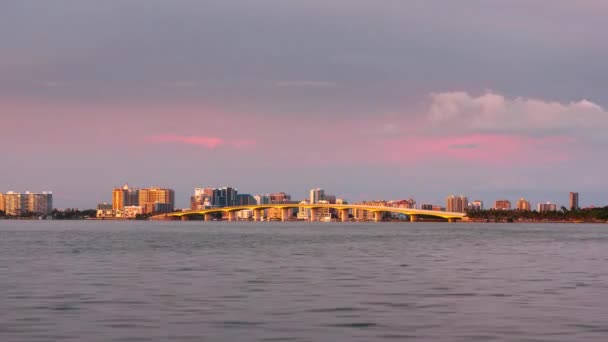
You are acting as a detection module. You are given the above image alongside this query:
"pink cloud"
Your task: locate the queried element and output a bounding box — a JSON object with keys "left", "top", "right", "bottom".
{"left": 145, "top": 134, "right": 256, "bottom": 149}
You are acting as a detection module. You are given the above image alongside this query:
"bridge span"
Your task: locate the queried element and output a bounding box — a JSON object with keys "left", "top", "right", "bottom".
{"left": 152, "top": 204, "right": 466, "bottom": 223}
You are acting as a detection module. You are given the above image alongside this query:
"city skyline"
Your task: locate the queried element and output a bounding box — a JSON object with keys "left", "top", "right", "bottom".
{"left": 0, "top": 184, "right": 597, "bottom": 212}
{"left": 2, "top": 1, "right": 608, "bottom": 209}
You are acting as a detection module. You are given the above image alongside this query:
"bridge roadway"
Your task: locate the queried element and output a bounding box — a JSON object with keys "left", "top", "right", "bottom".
{"left": 153, "top": 204, "right": 466, "bottom": 223}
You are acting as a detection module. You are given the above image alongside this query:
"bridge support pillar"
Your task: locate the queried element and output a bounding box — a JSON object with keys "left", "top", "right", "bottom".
{"left": 253, "top": 209, "right": 262, "bottom": 221}
{"left": 227, "top": 211, "right": 236, "bottom": 222}
{"left": 340, "top": 209, "right": 349, "bottom": 222}
{"left": 181, "top": 216, "right": 189, "bottom": 221}
{"left": 410, "top": 215, "right": 418, "bottom": 222}
{"left": 310, "top": 208, "right": 318, "bottom": 222}
{"left": 448, "top": 218, "right": 457, "bottom": 223}
{"left": 204, "top": 213, "right": 212, "bottom": 221}
{"left": 374, "top": 211, "right": 383, "bottom": 222}
{"left": 281, "top": 208, "right": 290, "bottom": 221}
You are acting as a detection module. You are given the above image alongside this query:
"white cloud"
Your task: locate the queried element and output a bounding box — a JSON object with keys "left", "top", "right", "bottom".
{"left": 427, "top": 91, "right": 608, "bottom": 143}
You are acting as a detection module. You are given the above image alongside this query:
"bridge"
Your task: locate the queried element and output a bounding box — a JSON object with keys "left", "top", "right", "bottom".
{"left": 152, "top": 204, "right": 466, "bottom": 223}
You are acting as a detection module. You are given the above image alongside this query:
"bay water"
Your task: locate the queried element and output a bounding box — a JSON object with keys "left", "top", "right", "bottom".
{"left": 2, "top": 221, "right": 608, "bottom": 341}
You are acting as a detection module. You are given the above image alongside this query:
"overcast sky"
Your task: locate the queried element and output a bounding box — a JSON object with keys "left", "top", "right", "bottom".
{"left": 2, "top": 0, "right": 608, "bottom": 209}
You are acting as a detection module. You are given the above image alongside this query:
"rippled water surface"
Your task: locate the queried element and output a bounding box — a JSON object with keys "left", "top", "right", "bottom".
{"left": 2, "top": 221, "right": 608, "bottom": 341}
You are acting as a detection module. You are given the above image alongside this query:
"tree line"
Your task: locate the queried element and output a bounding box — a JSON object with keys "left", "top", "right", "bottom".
{"left": 466, "top": 207, "right": 608, "bottom": 222}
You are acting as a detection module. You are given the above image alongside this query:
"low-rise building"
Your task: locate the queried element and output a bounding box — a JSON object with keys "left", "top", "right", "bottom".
{"left": 538, "top": 202, "right": 557, "bottom": 212}
{"left": 494, "top": 200, "right": 512, "bottom": 210}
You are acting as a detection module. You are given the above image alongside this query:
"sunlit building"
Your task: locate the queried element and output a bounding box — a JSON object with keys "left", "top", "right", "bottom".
{"left": 96, "top": 203, "right": 113, "bottom": 218}
{"left": 4, "top": 192, "right": 26, "bottom": 216}
{"left": 190, "top": 188, "right": 213, "bottom": 210}
{"left": 1, "top": 191, "right": 52, "bottom": 216}
{"left": 26, "top": 192, "right": 53, "bottom": 215}
{"left": 538, "top": 202, "right": 557, "bottom": 212}
{"left": 123, "top": 205, "right": 143, "bottom": 219}
{"left": 446, "top": 195, "right": 468, "bottom": 213}
{"left": 569, "top": 192, "right": 579, "bottom": 210}
{"left": 494, "top": 200, "right": 512, "bottom": 210}
{"left": 309, "top": 188, "right": 324, "bottom": 205}
{"left": 139, "top": 187, "right": 175, "bottom": 214}
{"left": 267, "top": 192, "right": 295, "bottom": 220}
{"left": 254, "top": 194, "right": 270, "bottom": 205}
{"left": 112, "top": 184, "right": 139, "bottom": 211}
{"left": 297, "top": 200, "right": 311, "bottom": 220}
{"left": 516, "top": 198, "right": 531, "bottom": 211}
{"left": 467, "top": 200, "right": 484, "bottom": 211}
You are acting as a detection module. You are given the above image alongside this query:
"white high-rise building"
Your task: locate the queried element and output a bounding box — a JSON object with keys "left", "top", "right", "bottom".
{"left": 309, "top": 188, "right": 325, "bottom": 204}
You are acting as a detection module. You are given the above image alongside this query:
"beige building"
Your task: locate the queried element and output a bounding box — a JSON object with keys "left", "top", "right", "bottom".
{"left": 4, "top": 192, "right": 26, "bottom": 216}
{"left": 516, "top": 198, "right": 531, "bottom": 211}
{"left": 0, "top": 193, "right": 4, "bottom": 213}
{"left": 112, "top": 184, "right": 139, "bottom": 211}
{"left": 446, "top": 195, "right": 468, "bottom": 213}
{"left": 123, "top": 206, "right": 144, "bottom": 219}
{"left": 26, "top": 192, "right": 53, "bottom": 215}
{"left": 2, "top": 191, "right": 52, "bottom": 216}
{"left": 139, "top": 187, "right": 175, "bottom": 214}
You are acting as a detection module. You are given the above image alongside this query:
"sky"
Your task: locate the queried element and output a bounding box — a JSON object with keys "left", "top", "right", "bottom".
{"left": 2, "top": 0, "right": 608, "bottom": 209}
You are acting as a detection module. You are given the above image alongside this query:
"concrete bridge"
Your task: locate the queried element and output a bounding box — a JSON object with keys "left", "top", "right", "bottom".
{"left": 152, "top": 204, "right": 466, "bottom": 222}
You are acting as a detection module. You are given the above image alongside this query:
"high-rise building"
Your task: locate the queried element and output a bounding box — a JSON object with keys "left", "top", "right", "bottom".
{"left": 214, "top": 187, "right": 238, "bottom": 207}
{"left": 112, "top": 184, "right": 139, "bottom": 211}
{"left": 516, "top": 198, "right": 531, "bottom": 211}
{"left": 4, "top": 192, "right": 26, "bottom": 216}
{"left": 446, "top": 195, "right": 468, "bottom": 213}
{"left": 309, "top": 188, "right": 325, "bottom": 204}
{"left": 237, "top": 194, "right": 256, "bottom": 206}
{"left": 494, "top": 200, "right": 512, "bottom": 210}
{"left": 139, "top": 187, "right": 175, "bottom": 214}
{"left": 1, "top": 191, "right": 53, "bottom": 216}
{"left": 569, "top": 192, "right": 579, "bottom": 210}
{"left": 26, "top": 192, "right": 53, "bottom": 215}
{"left": 254, "top": 194, "right": 270, "bottom": 205}
{"left": 191, "top": 187, "right": 215, "bottom": 210}
{"left": 538, "top": 202, "right": 557, "bottom": 212}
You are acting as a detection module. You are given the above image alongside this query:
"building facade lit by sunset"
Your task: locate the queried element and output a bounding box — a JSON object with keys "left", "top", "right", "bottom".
{"left": 112, "top": 184, "right": 139, "bottom": 211}
{"left": 516, "top": 198, "right": 531, "bottom": 211}
{"left": 139, "top": 187, "right": 175, "bottom": 214}
{"left": 538, "top": 202, "right": 557, "bottom": 212}
{"left": 569, "top": 192, "right": 579, "bottom": 210}
{"left": 1, "top": 191, "right": 53, "bottom": 216}
{"left": 494, "top": 200, "right": 512, "bottom": 210}
{"left": 446, "top": 195, "right": 468, "bottom": 213}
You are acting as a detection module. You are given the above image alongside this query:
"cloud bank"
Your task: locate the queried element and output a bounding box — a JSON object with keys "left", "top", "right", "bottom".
{"left": 428, "top": 91, "right": 607, "bottom": 143}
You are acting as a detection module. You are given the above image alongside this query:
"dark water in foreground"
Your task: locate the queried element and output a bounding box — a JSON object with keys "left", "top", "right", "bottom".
{"left": 2, "top": 221, "right": 608, "bottom": 342}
